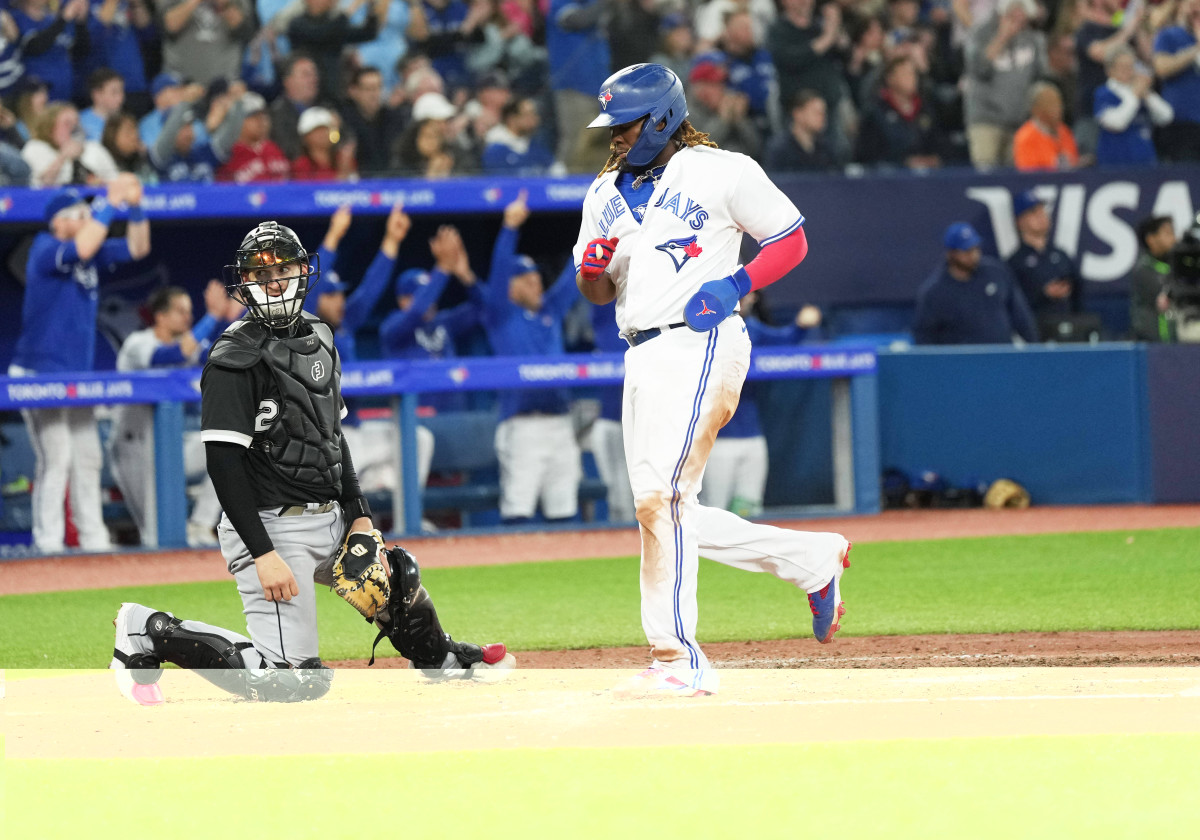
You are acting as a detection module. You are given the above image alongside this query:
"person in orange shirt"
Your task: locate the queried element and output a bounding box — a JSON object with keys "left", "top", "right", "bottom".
{"left": 1013, "top": 82, "right": 1081, "bottom": 171}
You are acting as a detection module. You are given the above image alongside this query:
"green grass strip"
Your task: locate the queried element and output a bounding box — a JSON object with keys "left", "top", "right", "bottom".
{"left": 5, "top": 734, "right": 1196, "bottom": 839}
{"left": 2, "top": 528, "right": 1197, "bottom": 667}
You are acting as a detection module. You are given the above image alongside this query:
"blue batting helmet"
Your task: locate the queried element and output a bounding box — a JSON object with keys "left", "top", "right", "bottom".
{"left": 587, "top": 63, "right": 688, "bottom": 168}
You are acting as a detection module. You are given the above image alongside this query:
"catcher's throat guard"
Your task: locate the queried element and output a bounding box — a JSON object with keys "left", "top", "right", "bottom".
{"left": 223, "top": 220, "right": 321, "bottom": 331}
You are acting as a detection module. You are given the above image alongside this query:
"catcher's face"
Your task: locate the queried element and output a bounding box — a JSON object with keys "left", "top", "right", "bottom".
{"left": 241, "top": 261, "right": 305, "bottom": 296}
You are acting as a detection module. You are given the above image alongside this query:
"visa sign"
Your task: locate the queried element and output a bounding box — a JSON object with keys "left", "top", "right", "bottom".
{"left": 969, "top": 180, "right": 1196, "bottom": 282}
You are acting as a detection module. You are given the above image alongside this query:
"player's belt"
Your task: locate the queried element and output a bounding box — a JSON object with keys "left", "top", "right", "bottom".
{"left": 623, "top": 322, "right": 687, "bottom": 347}
{"left": 276, "top": 502, "right": 337, "bottom": 517}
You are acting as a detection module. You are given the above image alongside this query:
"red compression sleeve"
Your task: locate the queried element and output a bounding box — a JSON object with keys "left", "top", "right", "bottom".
{"left": 744, "top": 225, "right": 808, "bottom": 291}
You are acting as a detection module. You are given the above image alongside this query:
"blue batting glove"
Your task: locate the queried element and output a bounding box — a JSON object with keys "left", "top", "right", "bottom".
{"left": 684, "top": 267, "right": 752, "bottom": 332}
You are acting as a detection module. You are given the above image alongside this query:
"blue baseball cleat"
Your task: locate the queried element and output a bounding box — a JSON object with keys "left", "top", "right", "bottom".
{"left": 808, "top": 541, "right": 851, "bottom": 643}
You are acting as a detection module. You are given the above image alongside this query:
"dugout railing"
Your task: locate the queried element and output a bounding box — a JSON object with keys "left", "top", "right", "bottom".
{"left": 0, "top": 346, "right": 881, "bottom": 548}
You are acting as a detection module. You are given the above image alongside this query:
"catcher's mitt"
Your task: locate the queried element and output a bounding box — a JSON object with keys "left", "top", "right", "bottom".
{"left": 331, "top": 528, "right": 391, "bottom": 620}
{"left": 984, "top": 478, "right": 1031, "bottom": 509}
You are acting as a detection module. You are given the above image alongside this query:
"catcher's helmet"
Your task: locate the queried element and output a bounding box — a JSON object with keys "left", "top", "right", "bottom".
{"left": 223, "top": 221, "right": 320, "bottom": 329}
{"left": 588, "top": 63, "right": 688, "bottom": 167}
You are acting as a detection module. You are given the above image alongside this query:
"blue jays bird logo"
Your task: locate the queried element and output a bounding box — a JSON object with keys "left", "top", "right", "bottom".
{"left": 598, "top": 89, "right": 613, "bottom": 109}
{"left": 655, "top": 235, "right": 704, "bottom": 272}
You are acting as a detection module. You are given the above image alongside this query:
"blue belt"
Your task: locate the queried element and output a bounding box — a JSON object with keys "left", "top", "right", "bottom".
{"left": 624, "top": 322, "right": 687, "bottom": 347}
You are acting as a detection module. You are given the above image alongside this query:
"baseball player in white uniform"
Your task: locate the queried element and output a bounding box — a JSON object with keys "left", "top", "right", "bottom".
{"left": 109, "top": 282, "right": 232, "bottom": 547}
{"left": 574, "top": 64, "right": 852, "bottom": 697}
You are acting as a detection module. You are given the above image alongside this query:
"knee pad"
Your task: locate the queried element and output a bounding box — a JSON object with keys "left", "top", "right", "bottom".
{"left": 145, "top": 612, "right": 253, "bottom": 669}
{"left": 145, "top": 611, "right": 261, "bottom": 699}
{"left": 223, "top": 659, "right": 334, "bottom": 703}
{"left": 242, "top": 660, "right": 332, "bottom": 703}
{"left": 389, "top": 546, "right": 423, "bottom": 608}
{"left": 293, "top": 657, "right": 334, "bottom": 701}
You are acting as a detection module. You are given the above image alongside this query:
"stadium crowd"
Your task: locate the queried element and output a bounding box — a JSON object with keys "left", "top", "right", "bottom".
{"left": 3, "top": 0, "right": 1200, "bottom": 186}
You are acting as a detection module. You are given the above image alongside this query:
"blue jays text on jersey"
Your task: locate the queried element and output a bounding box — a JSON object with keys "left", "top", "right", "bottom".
{"left": 652, "top": 188, "right": 709, "bottom": 230}
{"left": 598, "top": 195, "right": 627, "bottom": 237}
{"left": 597, "top": 187, "right": 710, "bottom": 236}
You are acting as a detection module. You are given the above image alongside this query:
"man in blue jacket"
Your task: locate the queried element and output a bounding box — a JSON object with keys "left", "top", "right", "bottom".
{"left": 8, "top": 176, "right": 151, "bottom": 553}
{"left": 481, "top": 192, "right": 582, "bottom": 523}
{"left": 379, "top": 225, "right": 483, "bottom": 364}
{"left": 913, "top": 222, "right": 1038, "bottom": 345}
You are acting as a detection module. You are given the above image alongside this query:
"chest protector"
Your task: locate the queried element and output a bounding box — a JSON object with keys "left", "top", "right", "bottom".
{"left": 209, "top": 313, "right": 343, "bottom": 493}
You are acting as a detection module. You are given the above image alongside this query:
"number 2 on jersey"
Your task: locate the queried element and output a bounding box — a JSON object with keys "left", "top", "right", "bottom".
{"left": 254, "top": 399, "right": 279, "bottom": 432}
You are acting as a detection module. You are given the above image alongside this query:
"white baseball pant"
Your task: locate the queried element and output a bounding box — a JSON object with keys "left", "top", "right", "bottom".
{"left": 623, "top": 316, "right": 847, "bottom": 693}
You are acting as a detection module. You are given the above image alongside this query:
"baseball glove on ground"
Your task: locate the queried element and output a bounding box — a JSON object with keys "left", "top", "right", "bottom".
{"left": 984, "top": 478, "right": 1031, "bottom": 509}
{"left": 331, "top": 529, "right": 391, "bottom": 620}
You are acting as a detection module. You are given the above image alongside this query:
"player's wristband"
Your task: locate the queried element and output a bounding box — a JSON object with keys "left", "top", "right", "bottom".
{"left": 341, "top": 496, "right": 372, "bottom": 522}
{"left": 91, "top": 197, "right": 114, "bottom": 227}
{"left": 729, "top": 266, "right": 752, "bottom": 299}
{"left": 128, "top": 206, "right": 146, "bottom": 222}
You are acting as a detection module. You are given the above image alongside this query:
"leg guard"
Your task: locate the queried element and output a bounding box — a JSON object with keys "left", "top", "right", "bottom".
{"left": 145, "top": 612, "right": 333, "bottom": 702}
{"left": 370, "top": 547, "right": 485, "bottom": 671}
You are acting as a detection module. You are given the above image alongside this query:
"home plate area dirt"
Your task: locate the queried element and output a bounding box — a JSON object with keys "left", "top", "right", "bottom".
{"left": 7, "top": 667, "right": 1200, "bottom": 759}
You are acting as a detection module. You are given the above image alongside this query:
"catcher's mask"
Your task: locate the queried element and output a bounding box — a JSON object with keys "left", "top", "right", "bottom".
{"left": 223, "top": 221, "right": 320, "bottom": 330}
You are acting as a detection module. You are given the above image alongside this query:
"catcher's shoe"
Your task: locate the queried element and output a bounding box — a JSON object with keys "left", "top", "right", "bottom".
{"left": 612, "top": 666, "right": 715, "bottom": 698}
{"left": 809, "top": 541, "right": 852, "bottom": 643}
{"left": 414, "top": 641, "right": 515, "bottom": 682}
{"left": 110, "top": 602, "right": 165, "bottom": 706}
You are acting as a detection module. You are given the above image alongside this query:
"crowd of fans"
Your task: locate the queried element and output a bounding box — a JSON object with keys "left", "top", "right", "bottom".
{"left": 4, "top": 0, "right": 1200, "bottom": 187}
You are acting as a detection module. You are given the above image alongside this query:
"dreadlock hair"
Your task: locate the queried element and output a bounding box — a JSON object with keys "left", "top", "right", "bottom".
{"left": 598, "top": 119, "right": 719, "bottom": 176}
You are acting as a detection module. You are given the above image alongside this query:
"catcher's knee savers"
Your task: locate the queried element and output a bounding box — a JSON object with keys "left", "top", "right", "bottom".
{"left": 130, "top": 612, "right": 333, "bottom": 702}
{"left": 369, "top": 546, "right": 489, "bottom": 671}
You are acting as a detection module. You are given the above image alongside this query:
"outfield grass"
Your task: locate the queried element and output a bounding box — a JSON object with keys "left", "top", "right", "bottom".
{"left": 6, "top": 734, "right": 1198, "bottom": 839}
{"left": 2, "top": 528, "right": 1197, "bottom": 668}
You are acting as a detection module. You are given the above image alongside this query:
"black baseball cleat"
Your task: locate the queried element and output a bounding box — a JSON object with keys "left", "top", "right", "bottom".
{"left": 414, "top": 641, "right": 516, "bottom": 682}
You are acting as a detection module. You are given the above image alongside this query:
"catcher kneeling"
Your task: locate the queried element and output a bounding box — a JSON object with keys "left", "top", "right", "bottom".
{"left": 108, "top": 220, "right": 511, "bottom": 705}
{"left": 111, "top": 531, "right": 512, "bottom": 705}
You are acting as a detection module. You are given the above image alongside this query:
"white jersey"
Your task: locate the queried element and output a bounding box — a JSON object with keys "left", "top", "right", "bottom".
{"left": 117, "top": 328, "right": 167, "bottom": 373}
{"left": 112, "top": 329, "right": 199, "bottom": 438}
{"left": 572, "top": 145, "right": 804, "bottom": 335}
{"left": 112, "top": 329, "right": 162, "bottom": 441}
